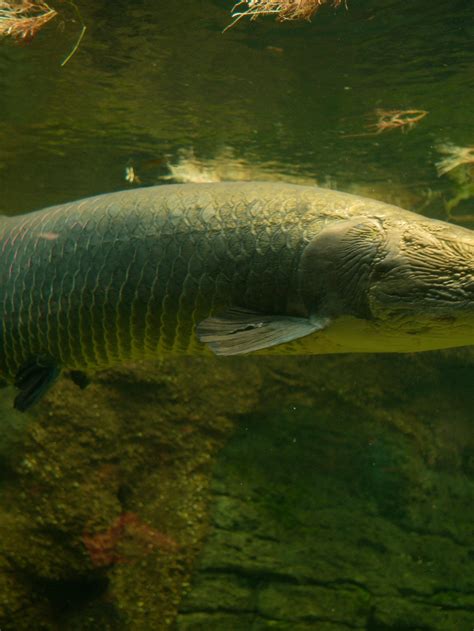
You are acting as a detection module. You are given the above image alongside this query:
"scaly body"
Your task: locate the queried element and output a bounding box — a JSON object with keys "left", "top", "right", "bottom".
{"left": 1, "top": 182, "right": 473, "bottom": 410}
{"left": 0, "top": 182, "right": 324, "bottom": 376}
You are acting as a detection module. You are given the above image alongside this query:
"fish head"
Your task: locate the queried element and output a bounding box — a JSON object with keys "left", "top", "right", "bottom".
{"left": 300, "top": 215, "right": 474, "bottom": 351}
{"left": 368, "top": 219, "right": 474, "bottom": 346}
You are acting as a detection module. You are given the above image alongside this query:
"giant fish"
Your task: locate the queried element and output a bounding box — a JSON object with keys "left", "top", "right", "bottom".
{"left": 0, "top": 182, "right": 473, "bottom": 410}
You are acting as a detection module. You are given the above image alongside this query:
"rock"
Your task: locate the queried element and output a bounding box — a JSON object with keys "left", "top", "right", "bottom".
{"left": 1, "top": 352, "right": 473, "bottom": 629}
{"left": 177, "top": 354, "right": 474, "bottom": 631}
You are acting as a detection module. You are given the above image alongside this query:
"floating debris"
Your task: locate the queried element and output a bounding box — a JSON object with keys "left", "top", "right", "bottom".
{"left": 344, "top": 109, "right": 428, "bottom": 138}
{"left": 436, "top": 145, "right": 474, "bottom": 218}
{"left": 125, "top": 165, "right": 142, "bottom": 185}
{"left": 266, "top": 45, "right": 284, "bottom": 53}
{"left": 436, "top": 143, "right": 474, "bottom": 176}
{"left": 226, "top": 0, "right": 344, "bottom": 31}
{"left": 162, "top": 147, "right": 316, "bottom": 185}
{"left": 164, "top": 149, "right": 221, "bottom": 184}
{"left": 370, "top": 109, "right": 428, "bottom": 134}
{"left": 0, "top": 0, "right": 57, "bottom": 41}
{"left": 0, "top": 0, "right": 86, "bottom": 67}
{"left": 60, "top": 1, "right": 86, "bottom": 68}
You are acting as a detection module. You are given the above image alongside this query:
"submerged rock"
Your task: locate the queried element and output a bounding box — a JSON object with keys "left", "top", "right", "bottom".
{"left": 0, "top": 351, "right": 473, "bottom": 630}
{"left": 176, "top": 353, "right": 474, "bottom": 631}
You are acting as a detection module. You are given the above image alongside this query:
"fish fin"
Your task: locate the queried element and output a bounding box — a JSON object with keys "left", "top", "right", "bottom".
{"left": 197, "top": 307, "right": 329, "bottom": 356}
{"left": 14, "top": 359, "right": 61, "bottom": 412}
{"left": 68, "top": 370, "right": 91, "bottom": 390}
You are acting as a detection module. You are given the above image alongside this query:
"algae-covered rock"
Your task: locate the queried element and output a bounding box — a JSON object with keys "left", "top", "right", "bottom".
{"left": 0, "top": 352, "right": 473, "bottom": 630}
{"left": 176, "top": 353, "right": 474, "bottom": 631}
{"left": 0, "top": 556, "right": 53, "bottom": 631}
{"left": 0, "top": 357, "right": 261, "bottom": 630}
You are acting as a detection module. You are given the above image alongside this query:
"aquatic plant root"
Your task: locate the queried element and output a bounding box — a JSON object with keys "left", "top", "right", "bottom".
{"left": 0, "top": 0, "right": 57, "bottom": 40}
{"left": 436, "top": 144, "right": 474, "bottom": 176}
{"left": 227, "top": 0, "right": 344, "bottom": 30}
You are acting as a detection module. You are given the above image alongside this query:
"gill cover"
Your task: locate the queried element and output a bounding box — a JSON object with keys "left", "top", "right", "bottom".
{"left": 298, "top": 217, "right": 387, "bottom": 319}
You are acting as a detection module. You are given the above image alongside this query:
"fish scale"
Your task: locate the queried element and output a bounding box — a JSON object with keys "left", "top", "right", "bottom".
{"left": 0, "top": 183, "right": 309, "bottom": 379}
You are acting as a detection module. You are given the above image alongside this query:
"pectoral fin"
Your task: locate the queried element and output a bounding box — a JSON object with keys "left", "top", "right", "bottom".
{"left": 14, "top": 359, "right": 61, "bottom": 412}
{"left": 197, "top": 308, "right": 329, "bottom": 356}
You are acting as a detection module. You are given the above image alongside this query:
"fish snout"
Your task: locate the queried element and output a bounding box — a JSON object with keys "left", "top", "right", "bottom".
{"left": 369, "top": 224, "right": 474, "bottom": 320}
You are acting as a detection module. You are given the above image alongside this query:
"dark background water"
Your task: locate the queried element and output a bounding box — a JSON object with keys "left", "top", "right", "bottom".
{"left": 0, "top": 2, "right": 473, "bottom": 630}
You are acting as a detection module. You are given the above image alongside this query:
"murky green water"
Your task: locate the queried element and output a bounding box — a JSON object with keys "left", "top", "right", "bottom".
{"left": 1, "top": 0, "right": 473, "bottom": 217}
{"left": 0, "top": 1, "right": 473, "bottom": 629}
